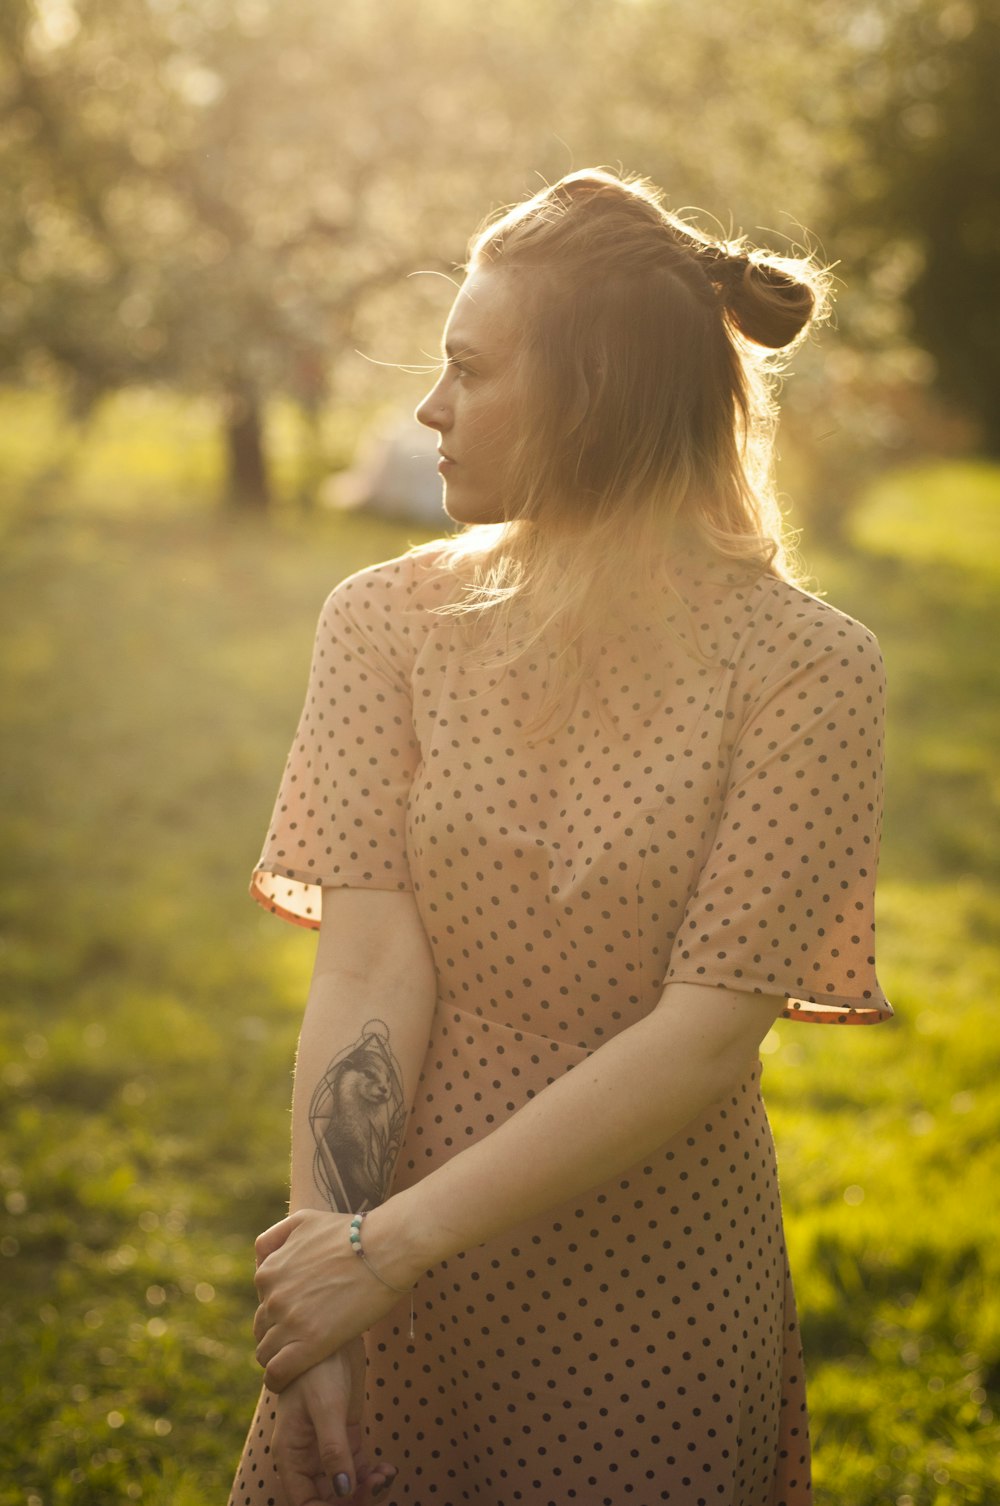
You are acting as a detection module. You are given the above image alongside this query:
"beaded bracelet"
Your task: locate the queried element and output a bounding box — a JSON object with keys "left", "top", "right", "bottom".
{"left": 349, "top": 1211, "right": 415, "bottom": 1341}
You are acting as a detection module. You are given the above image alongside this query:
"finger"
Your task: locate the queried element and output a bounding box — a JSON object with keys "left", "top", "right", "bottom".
{"left": 254, "top": 1321, "right": 283, "bottom": 1372}
{"left": 255, "top": 1212, "right": 300, "bottom": 1268}
{"left": 346, "top": 1416, "right": 398, "bottom": 1501}
{"left": 356, "top": 1463, "right": 398, "bottom": 1502}
{"left": 345, "top": 1346, "right": 367, "bottom": 1427}
{"left": 276, "top": 1453, "right": 335, "bottom": 1506}
{"left": 252, "top": 1302, "right": 270, "bottom": 1345}
{"left": 354, "top": 1474, "right": 386, "bottom": 1502}
{"left": 264, "top": 1338, "right": 322, "bottom": 1394}
{"left": 302, "top": 1364, "right": 357, "bottom": 1501}
{"left": 273, "top": 1408, "right": 337, "bottom": 1506}
{"left": 343, "top": 1348, "right": 398, "bottom": 1500}
{"left": 275, "top": 1446, "right": 339, "bottom": 1506}
{"left": 257, "top": 1316, "right": 340, "bottom": 1385}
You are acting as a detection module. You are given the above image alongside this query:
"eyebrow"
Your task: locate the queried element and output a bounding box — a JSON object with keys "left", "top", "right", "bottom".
{"left": 443, "top": 339, "right": 481, "bottom": 361}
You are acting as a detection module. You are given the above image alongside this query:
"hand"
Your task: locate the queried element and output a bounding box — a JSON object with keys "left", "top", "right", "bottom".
{"left": 273, "top": 1341, "right": 398, "bottom": 1504}
{"left": 254, "top": 1208, "right": 414, "bottom": 1392}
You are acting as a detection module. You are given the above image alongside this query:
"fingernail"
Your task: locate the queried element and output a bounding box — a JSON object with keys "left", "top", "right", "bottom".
{"left": 334, "top": 1474, "right": 351, "bottom": 1498}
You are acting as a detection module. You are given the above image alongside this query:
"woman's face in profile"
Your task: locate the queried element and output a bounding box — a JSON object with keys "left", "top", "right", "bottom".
{"left": 416, "top": 267, "right": 520, "bottom": 525}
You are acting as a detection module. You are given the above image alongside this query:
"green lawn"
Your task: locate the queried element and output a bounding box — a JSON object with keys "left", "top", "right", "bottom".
{"left": 1, "top": 391, "right": 998, "bottom": 1504}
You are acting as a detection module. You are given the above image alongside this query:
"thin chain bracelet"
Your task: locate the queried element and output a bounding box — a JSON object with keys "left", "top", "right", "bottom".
{"left": 349, "top": 1211, "right": 416, "bottom": 1341}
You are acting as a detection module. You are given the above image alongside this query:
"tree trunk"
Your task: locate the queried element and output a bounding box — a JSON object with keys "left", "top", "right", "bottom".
{"left": 294, "top": 399, "right": 324, "bottom": 515}
{"left": 223, "top": 380, "right": 270, "bottom": 511}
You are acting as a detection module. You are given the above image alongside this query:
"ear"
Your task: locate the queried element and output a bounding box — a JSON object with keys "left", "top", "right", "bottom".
{"left": 565, "top": 346, "right": 607, "bottom": 436}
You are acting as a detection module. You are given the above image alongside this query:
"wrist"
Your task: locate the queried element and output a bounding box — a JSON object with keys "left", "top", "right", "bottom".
{"left": 362, "top": 1187, "right": 448, "bottom": 1288}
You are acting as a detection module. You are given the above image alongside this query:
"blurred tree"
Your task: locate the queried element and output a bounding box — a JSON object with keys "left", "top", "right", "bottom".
{"left": 3, "top": 0, "right": 647, "bottom": 510}
{"left": 834, "top": 0, "right": 1000, "bottom": 454}
{"left": 0, "top": 0, "right": 450, "bottom": 508}
{"left": 0, "top": 0, "right": 880, "bottom": 512}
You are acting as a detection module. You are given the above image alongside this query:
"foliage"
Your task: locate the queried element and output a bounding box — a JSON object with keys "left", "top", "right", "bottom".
{"left": 0, "top": 0, "right": 913, "bottom": 509}
{"left": 831, "top": 0, "right": 1000, "bottom": 453}
{"left": 1, "top": 392, "right": 999, "bottom": 1501}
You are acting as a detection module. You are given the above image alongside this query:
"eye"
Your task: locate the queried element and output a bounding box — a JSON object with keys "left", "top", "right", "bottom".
{"left": 447, "top": 356, "right": 475, "bottom": 379}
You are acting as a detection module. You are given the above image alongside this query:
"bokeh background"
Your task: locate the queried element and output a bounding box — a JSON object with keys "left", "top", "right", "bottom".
{"left": 1, "top": 0, "right": 999, "bottom": 1501}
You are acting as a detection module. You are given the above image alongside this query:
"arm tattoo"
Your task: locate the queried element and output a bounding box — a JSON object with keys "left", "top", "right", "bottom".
{"left": 308, "top": 1018, "right": 406, "bottom": 1212}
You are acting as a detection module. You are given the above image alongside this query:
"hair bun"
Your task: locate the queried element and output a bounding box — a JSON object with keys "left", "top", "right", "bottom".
{"left": 722, "top": 258, "right": 816, "bottom": 349}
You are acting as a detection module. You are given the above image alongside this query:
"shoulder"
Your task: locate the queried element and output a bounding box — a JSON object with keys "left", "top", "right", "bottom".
{"left": 737, "top": 575, "right": 885, "bottom": 682}
{"left": 668, "top": 540, "right": 886, "bottom": 690}
{"left": 664, "top": 539, "right": 881, "bottom": 679}
{"left": 323, "top": 539, "right": 456, "bottom": 620}
{"left": 310, "top": 541, "right": 455, "bottom": 687}
{"left": 753, "top": 575, "right": 881, "bottom": 651}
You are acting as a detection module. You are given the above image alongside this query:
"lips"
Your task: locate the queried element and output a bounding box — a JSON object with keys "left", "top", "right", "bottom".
{"left": 438, "top": 449, "right": 456, "bottom": 462}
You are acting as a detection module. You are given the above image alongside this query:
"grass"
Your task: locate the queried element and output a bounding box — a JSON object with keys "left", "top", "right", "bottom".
{"left": 846, "top": 459, "right": 1000, "bottom": 581}
{"left": 1, "top": 388, "right": 998, "bottom": 1504}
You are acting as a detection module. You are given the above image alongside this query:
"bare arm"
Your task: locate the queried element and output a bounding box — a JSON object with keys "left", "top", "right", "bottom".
{"left": 285, "top": 886, "right": 437, "bottom": 1220}
{"left": 365, "top": 980, "right": 783, "bottom": 1284}
{"left": 236, "top": 887, "right": 435, "bottom": 1506}
{"left": 255, "top": 976, "right": 784, "bottom": 1389}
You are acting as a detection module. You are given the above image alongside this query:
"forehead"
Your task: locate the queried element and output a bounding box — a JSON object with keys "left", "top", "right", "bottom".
{"left": 444, "top": 267, "right": 517, "bottom": 355}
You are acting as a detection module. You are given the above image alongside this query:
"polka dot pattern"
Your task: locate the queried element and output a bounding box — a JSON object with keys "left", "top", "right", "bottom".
{"left": 238, "top": 540, "right": 892, "bottom": 1504}
{"left": 228, "top": 1390, "right": 279, "bottom": 1506}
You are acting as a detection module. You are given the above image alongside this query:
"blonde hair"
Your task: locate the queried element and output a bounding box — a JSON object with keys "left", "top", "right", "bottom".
{"left": 428, "top": 167, "right": 831, "bottom": 712}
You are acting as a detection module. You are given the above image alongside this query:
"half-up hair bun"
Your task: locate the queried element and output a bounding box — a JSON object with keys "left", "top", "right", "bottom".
{"left": 668, "top": 220, "right": 828, "bottom": 351}
{"left": 720, "top": 257, "right": 817, "bottom": 349}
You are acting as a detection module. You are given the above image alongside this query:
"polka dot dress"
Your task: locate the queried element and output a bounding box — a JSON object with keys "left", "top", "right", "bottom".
{"left": 233, "top": 538, "right": 891, "bottom": 1506}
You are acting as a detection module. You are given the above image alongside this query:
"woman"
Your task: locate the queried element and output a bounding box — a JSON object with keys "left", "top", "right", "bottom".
{"left": 228, "top": 168, "right": 891, "bottom": 1506}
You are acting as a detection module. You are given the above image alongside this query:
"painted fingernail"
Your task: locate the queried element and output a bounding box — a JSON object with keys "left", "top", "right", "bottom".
{"left": 334, "top": 1474, "right": 351, "bottom": 1498}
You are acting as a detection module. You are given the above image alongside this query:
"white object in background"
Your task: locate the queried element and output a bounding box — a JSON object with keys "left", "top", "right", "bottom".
{"left": 325, "top": 412, "right": 446, "bottom": 525}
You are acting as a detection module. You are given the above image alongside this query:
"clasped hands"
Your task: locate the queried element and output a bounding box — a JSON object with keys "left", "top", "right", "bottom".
{"left": 254, "top": 1206, "right": 411, "bottom": 1392}
{"left": 253, "top": 1208, "right": 416, "bottom": 1504}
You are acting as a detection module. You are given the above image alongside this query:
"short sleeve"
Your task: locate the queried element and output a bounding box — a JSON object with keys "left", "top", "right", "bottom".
{"left": 665, "top": 590, "right": 893, "bottom": 1024}
{"left": 249, "top": 567, "right": 422, "bottom": 929}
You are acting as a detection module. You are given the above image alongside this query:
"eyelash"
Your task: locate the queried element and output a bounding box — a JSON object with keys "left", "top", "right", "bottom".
{"left": 446, "top": 357, "right": 475, "bottom": 379}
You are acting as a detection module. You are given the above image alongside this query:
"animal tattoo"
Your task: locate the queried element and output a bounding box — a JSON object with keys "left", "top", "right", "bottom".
{"left": 309, "top": 1019, "right": 406, "bottom": 1212}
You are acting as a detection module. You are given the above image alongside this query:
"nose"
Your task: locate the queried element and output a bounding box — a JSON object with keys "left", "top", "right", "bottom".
{"left": 415, "top": 370, "right": 450, "bottom": 432}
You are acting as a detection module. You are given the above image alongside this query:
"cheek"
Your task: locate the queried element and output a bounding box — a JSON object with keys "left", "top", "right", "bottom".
{"left": 464, "top": 389, "right": 516, "bottom": 452}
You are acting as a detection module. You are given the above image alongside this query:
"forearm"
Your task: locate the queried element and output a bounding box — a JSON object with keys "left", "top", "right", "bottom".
{"left": 288, "top": 992, "right": 416, "bottom": 1216}
{"left": 286, "top": 888, "right": 437, "bottom": 1217}
{"left": 373, "top": 982, "right": 782, "bottom": 1282}
{"left": 253, "top": 978, "right": 782, "bottom": 1392}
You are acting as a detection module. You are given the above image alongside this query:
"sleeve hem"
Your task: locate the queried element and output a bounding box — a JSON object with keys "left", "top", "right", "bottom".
{"left": 663, "top": 971, "right": 894, "bottom": 1026}
{"left": 249, "top": 864, "right": 413, "bottom": 931}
